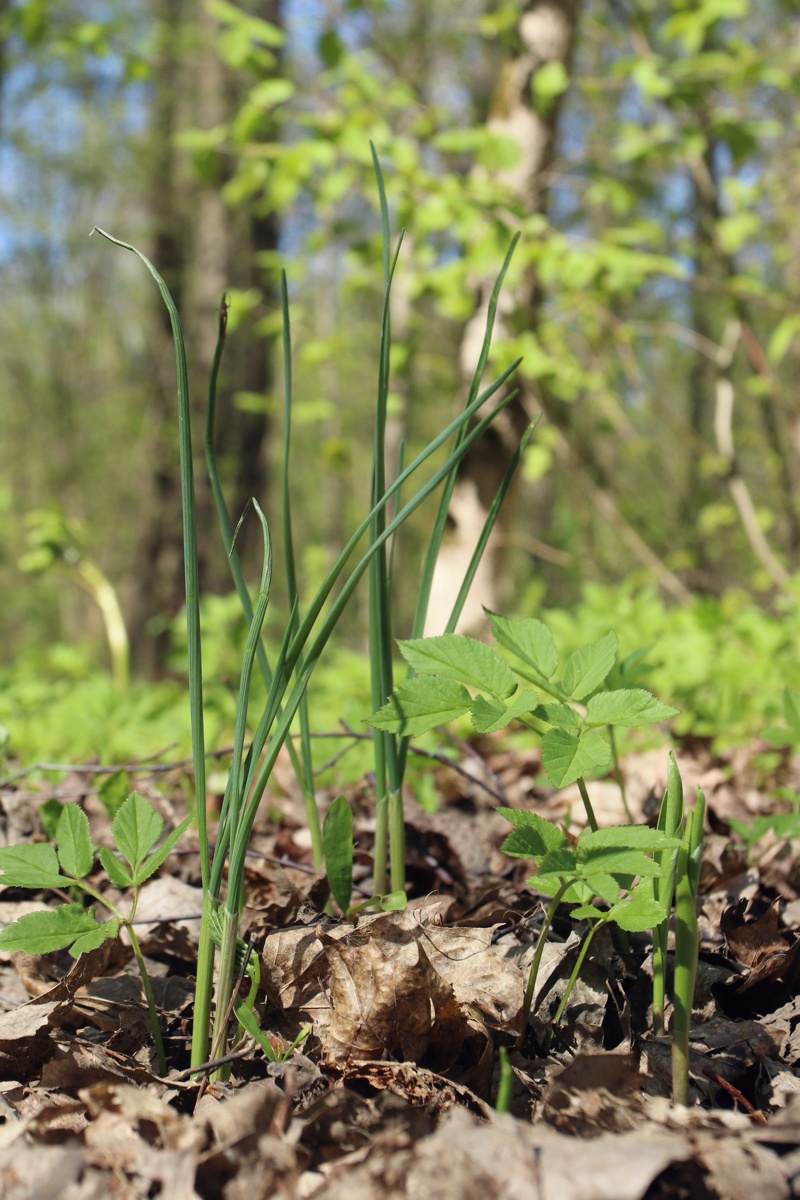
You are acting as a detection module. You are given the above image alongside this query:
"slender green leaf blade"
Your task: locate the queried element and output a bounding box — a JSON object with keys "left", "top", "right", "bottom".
{"left": 584, "top": 689, "right": 678, "bottom": 728}
{"left": 399, "top": 634, "right": 517, "bottom": 699}
{"left": 98, "top": 847, "right": 134, "bottom": 889}
{"left": 0, "top": 844, "right": 72, "bottom": 889}
{"left": 561, "top": 633, "right": 618, "bottom": 700}
{"left": 488, "top": 613, "right": 558, "bottom": 679}
{"left": 69, "top": 918, "right": 121, "bottom": 957}
{"left": 232, "top": 996, "right": 280, "bottom": 1062}
{"left": 0, "top": 904, "right": 100, "bottom": 954}
{"left": 784, "top": 688, "right": 800, "bottom": 738}
{"left": 323, "top": 796, "right": 354, "bottom": 915}
{"left": 470, "top": 689, "right": 538, "bottom": 734}
{"left": 131, "top": 814, "right": 194, "bottom": 886}
{"left": 498, "top": 807, "right": 566, "bottom": 859}
{"left": 112, "top": 793, "right": 164, "bottom": 872}
{"left": 56, "top": 804, "right": 95, "bottom": 879}
{"left": 370, "top": 677, "right": 471, "bottom": 735}
{"left": 542, "top": 729, "right": 610, "bottom": 787}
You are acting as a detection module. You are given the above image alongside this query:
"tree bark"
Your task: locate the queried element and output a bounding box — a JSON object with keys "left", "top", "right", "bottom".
{"left": 426, "top": 0, "right": 581, "bottom": 634}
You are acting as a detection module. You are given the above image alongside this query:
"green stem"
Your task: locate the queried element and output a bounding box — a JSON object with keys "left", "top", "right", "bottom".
{"left": 608, "top": 727, "right": 633, "bottom": 822}
{"left": 547, "top": 921, "right": 601, "bottom": 1045}
{"left": 210, "top": 906, "right": 240, "bottom": 1079}
{"left": 517, "top": 878, "right": 574, "bottom": 1050}
{"left": 577, "top": 777, "right": 599, "bottom": 832}
{"left": 672, "top": 789, "right": 705, "bottom": 1106}
{"left": 127, "top": 921, "right": 167, "bottom": 1076}
{"left": 495, "top": 1046, "right": 512, "bottom": 1114}
{"left": 388, "top": 786, "right": 405, "bottom": 894}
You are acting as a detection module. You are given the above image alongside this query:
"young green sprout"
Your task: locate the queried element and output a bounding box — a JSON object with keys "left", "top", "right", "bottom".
{"left": 0, "top": 792, "right": 191, "bottom": 1076}
{"left": 671, "top": 787, "right": 705, "bottom": 1106}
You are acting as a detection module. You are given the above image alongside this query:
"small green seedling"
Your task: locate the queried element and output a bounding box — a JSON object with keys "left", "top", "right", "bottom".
{"left": 372, "top": 615, "right": 677, "bottom": 831}
{"left": 499, "top": 808, "right": 679, "bottom": 1047}
{"left": 322, "top": 795, "right": 406, "bottom": 918}
{"left": 671, "top": 787, "right": 705, "bottom": 1106}
{"left": 0, "top": 792, "right": 191, "bottom": 1074}
{"left": 646, "top": 755, "right": 706, "bottom": 1103}
{"left": 650, "top": 752, "right": 684, "bottom": 1037}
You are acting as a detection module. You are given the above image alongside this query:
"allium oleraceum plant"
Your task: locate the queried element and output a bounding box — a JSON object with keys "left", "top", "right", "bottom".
{"left": 0, "top": 155, "right": 530, "bottom": 1076}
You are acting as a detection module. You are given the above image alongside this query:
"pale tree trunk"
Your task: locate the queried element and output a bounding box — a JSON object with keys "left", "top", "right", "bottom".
{"left": 426, "top": 0, "right": 580, "bottom": 634}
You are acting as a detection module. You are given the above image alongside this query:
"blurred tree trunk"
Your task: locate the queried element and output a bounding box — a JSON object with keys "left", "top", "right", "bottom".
{"left": 426, "top": 0, "right": 580, "bottom": 633}
{"left": 129, "top": 0, "right": 279, "bottom": 676}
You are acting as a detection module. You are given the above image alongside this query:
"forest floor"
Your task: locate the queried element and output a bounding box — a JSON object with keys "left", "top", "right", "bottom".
{"left": 1, "top": 735, "right": 800, "bottom": 1199}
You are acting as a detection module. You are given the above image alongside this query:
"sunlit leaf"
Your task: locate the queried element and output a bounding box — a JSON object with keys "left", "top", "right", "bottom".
{"left": 499, "top": 807, "right": 567, "bottom": 859}
{"left": 399, "top": 634, "right": 517, "bottom": 699}
{"left": 56, "top": 804, "right": 94, "bottom": 880}
{"left": 370, "top": 677, "right": 471, "bottom": 735}
{"left": 542, "top": 728, "right": 610, "bottom": 787}
{"left": 487, "top": 613, "right": 559, "bottom": 679}
{"left": 0, "top": 903, "right": 101, "bottom": 955}
{"left": 112, "top": 792, "right": 164, "bottom": 872}
{"left": 561, "top": 633, "right": 618, "bottom": 700}
{"left": 0, "top": 844, "right": 72, "bottom": 889}
{"left": 584, "top": 689, "right": 678, "bottom": 728}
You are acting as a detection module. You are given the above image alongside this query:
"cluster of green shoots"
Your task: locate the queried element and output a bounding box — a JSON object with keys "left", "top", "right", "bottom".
{"left": 0, "top": 153, "right": 530, "bottom": 1076}
{"left": 0, "top": 157, "right": 705, "bottom": 1105}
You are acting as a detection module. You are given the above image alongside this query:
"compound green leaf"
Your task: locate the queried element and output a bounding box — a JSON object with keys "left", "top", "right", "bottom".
{"left": 370, "top": 677, "right": 471, "bottom": 735}
{"left": 498, "top": 807, "right": 566, "bottom": 859}
{"left": 0, "top": 843, "right": 72, "bottom": 889}
{"left": 0, "top": 903, "right": 100, "bottom": 955}
{"left": 131, "top": 814, "right": 194, "bottom": 886}
{"left": 56, "top": 804, "right": 94, "bottom": 880}
{"left": 470, "top": 689, "right": 538, "bottom": 734}
{"left": 323, "top": 795, "right": 353, "bottom": 916}
{"left": 487, "top": 613, "right": 559, "bottom": 679}
{"left": 542, "top": 728, "right": 610, "bottom": 787}
{"left": 579, "top": 847, "right": 662, "bottom": 877}
{"left": 399, "top": 634, "right": 517, "bottom": 699}
{"left": 98, "top": 847, "right": 134, "bottom": 889}
{"left": 112, "top": 792, "right": 164, "bottom": 872}
{"left": 541, "top": 703, "right": 582, "bottom": 730}
{"left": 584, "top": 689, "right": 678, "bottom": 728}
{"left": 561, "top": 633, "right": 618, "bottom": 700}
{"left": 69, "top": 918, "right": 121, "bottom": 957}
{"left": 610, "top": 883, "right": 669, "bottom": 933}
{"left": 579, "top": 825, "right": 681, "bottom": 854}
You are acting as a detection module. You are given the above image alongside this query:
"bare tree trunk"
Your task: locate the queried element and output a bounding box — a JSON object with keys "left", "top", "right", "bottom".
{"left": 426, "top": 0, "right": 580, "bottom": 634}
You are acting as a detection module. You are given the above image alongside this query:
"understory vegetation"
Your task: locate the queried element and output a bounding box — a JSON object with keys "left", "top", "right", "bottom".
{"left": 2, "top": 4, "right": 800, "bottom": 1197}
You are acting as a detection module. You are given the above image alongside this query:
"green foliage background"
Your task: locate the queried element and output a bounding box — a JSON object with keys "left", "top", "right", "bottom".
{"left": 3, "top": 0, "right": 800, "bottom": 770}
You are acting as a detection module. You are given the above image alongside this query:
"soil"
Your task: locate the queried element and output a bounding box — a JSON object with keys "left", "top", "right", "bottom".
{"left": 1, "top": 734, "right": 800, "bottom": 1199}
